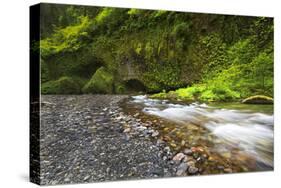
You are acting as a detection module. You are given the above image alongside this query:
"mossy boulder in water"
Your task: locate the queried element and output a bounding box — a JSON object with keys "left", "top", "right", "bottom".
{"left": 41, "top": 76, "right": 84, "bottom": 94}
{"left": 82, "top": 67, "right": 114, "bottom": 94}
{"left": 242, "top": 95, "right": 273, "bottom": 104}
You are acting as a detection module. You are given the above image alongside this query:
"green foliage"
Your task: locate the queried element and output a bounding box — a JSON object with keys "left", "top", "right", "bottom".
{"left": 41, "top": 47, "right": 103, "bottom": 82}
{"left": 200, "top": 86, "right": 240, "bottom": 101}
{"left": 82, "top": 67, "right": 114, "bottom": 94}
{"left": 40, "top": 16, "right": 91, "bottom": 57}
{"left": 143, "top": 62, "right": 183, "bottom": 92}
{"left": 91, "top": 36, "right": 116, "bottom": 71}
{"left": 39, "top": 4, "right": 273, "bottom": 97}
{"left": 95, "top": 8, "right": 113, "bottom": 23}
{"left": 172, "top": 22, "right": 190, "bottom": 39}
{"left": 41, "top": 76, "right": 85, "bottom": 94}
{"left": 40, "top": 59, "right": 49, "bottom": 83}
{"left": 248, "top": 51, "right": 273, "bottom": 95}
{"left": 151, "top": 91, "right": 168, "bottom": 99}
{"left": 227, "top": 39, "right": 255, "bottom": 65}
{"left": 250, "top": 17, "right": 273, "bottom": 49}
{"left": 152, "top": 84, "right": 240, "bottom": 102}
{"left": 152, "top": 10, "right": 168, "bottom": 18}
{"left": 176, "top": 85, "right": 206, "bottom": 99}
{"left": 127, "top": 9, "right": 141, "bottom": 16}
{"left": 195, "top": 33, "right": 228, "bottom": 78}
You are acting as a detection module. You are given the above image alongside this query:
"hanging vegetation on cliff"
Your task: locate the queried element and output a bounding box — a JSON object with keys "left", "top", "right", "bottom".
{"left": 38, "top": 3, "right": 273, "bottom": 101}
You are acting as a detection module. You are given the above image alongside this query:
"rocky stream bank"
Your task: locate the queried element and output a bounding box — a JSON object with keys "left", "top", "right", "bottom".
{"left": 40, "top": 95, "right": 205, "bottom": 185}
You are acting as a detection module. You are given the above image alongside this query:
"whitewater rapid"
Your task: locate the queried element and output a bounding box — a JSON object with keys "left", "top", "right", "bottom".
{"left": 131, "top": 95, "right": 274, "bottom": 168}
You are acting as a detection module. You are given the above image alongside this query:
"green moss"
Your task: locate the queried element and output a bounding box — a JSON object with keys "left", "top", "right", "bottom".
{"left": 175, "top": 85, "right": 206, "bottom": 100}
{"left": 82, "top": 67, "right": 114, "bottom": 94}
{"left": 114, "top": 82, "right": 126, "bottom": 94}
{"left": 41, "top": 76, "right": 85, "bottom": 94}
{"left": 151, "top": 91, "right": 167, "bottom": 99}
{"left": 152, "top": 83, "right": 240, "bottom": 102}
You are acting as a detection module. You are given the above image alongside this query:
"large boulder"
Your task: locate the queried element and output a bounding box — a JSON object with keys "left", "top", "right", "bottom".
{"left": 41, "top": 76, "right": 84, "bottom": 94}
{"left": 82, "top": 67, "right": 114, "bottom": 94}
{"left": 242, "top": 95, "right": 273, "bottom": 104}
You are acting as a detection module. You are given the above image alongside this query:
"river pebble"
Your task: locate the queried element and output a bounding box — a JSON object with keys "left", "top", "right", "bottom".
{"left": 183, "top": 148, "right": 193, "bottom": 155}
{"left": 176, "top": 163, "right": 188, "bottom": 176}
{"left": 151, "top": 131, "right": 159, "bottom": 137}
{"left": 173, "top": 153, "right": 186, "bottom": 162}
{"left": 188, "top": 166, "right": 199, "bottom": 174}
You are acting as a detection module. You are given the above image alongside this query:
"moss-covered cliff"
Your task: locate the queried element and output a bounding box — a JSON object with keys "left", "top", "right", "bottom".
{"left": 39, "top": 3, "right": 273, "bottom": 100}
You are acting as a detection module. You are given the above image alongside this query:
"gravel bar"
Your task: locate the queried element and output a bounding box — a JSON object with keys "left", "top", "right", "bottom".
{"left": 39, "top": 95, "right": 176, "bottom": 185}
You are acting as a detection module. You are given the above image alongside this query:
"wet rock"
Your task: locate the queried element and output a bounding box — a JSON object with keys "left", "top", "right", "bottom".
{"left": 181, "top": 140, "right": 186, "bottom": 146}
{"left": 83, "top": 175, "right": 90, "bottom": 181}
{"left": 164, "top": 168, "right": 172, "bottom": 177}
{"left": 151, "top": 131, "right": 159, "bottom": 137}
{"left": 242, "top": 95, "right": 273, "bottom": 104}
{"left": 163, "top": 135, "right": 171, "bottom": 142}
{"left": 173, "top": 153, "right": 186, "bottom": 162}
{"left": 217, "top": 165, "right": 225, "bottom": 170}
{"left": 183, "top": 156, "right": 194, "bottom": 162}
{"left": 169, "top": 160, "right": 175, "bottom": 165}
{"left": 196, "top": 157, "right": 203, "bottom": 162}
{"left": 183, "top": 148, "right": 193, "bottom": 155}
{"left": 188, "top": 166, "right": 199, "bottom": 174}
{"left": 221, "top": 152, "right": 231, "bottom": 158}
{"left": 156, "top": 139, "right": 165, "bottom": 145}
{"left": 224, "top": 168, "right": 233, "bottom": 173}
{"left": 192, "top": 152, "right": 199, "bottom": 159}
{"left": 133, "top": 113, "right": 140, "bottom": 117}
{"left": 123, "top": 128, "right": 131, "bottom": 133}
{"left": 191, "top": 146, "right": 205, "bottom": 153}
{"left": 106, "top": 167, "right": 111, "bottom": 173}
{"left": 176, "top": 163, "right": 188, "bottom": 176}
{"left": 164, "top": 146, "right": 170, "bottom": 153}
{"left": 41, "top": 102, "right": 56, "bottom": 109}
{"left": 170, "top": 143, "right": 177, "bottom": 148}
{"left": 187, "top": 160, "right": 196, "bottom": 167}
{"left": 208, "top": 156, "right": 216, "bottom": 162}
{"left": 85, "top": 116, "right": 92, "bottom": 120}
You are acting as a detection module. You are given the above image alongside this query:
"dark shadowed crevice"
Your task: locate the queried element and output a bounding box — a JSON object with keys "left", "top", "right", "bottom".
{"left": 125, "top": 79, "right": 146, "bottom": 93}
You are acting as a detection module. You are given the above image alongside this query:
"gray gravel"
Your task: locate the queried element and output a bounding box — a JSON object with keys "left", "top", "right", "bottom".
{"left": 39, "top": 95, "right": 175, "bottom": 185}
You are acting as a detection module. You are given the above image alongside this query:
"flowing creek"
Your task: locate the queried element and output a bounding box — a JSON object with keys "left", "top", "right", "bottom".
{"left": 121, "top": 95, "right": 274, "bottom": 174}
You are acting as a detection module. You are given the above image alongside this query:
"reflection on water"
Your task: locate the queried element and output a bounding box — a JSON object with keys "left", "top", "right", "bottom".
{"left": 124, "top": 95, "right": 274, "bottom": 172}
